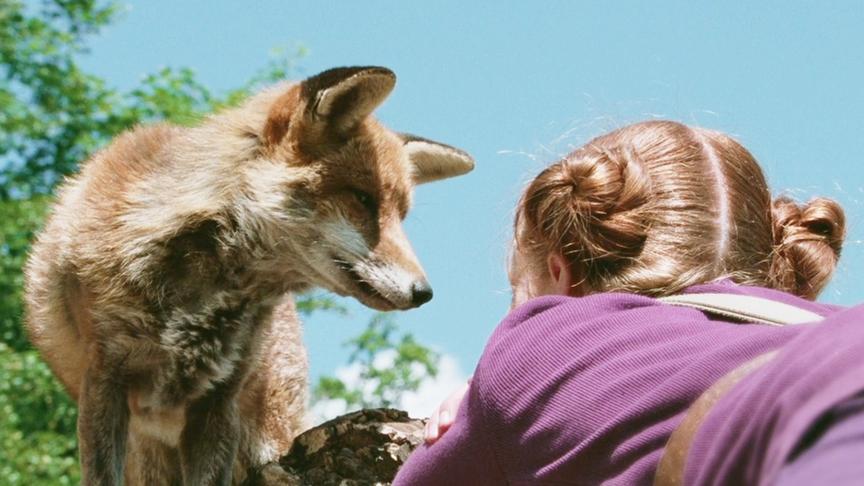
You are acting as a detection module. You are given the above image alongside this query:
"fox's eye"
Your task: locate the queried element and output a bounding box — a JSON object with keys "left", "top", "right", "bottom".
{"left": 350, "top": 189, "right": 377, "bottom": 215}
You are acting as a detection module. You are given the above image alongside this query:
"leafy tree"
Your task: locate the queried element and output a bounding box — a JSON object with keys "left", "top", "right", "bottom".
{"left": 0, "top": 0, "right": 305, "bottom": 197}
{"left": 0, "top": 343, "right": 79, "bottom": 485}
{"left": 0, "top": 197, "right": 47, "bottom": 351}
{"left": 0, "top": 0, "right": 119, "bottom": 198}
{"left": 314, "top": 313, "right": 440, "bottom": 410}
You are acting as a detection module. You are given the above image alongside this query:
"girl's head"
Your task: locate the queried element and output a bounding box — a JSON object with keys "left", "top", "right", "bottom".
{"left": 510, "top": 120, "right": 845, "bottom": 306}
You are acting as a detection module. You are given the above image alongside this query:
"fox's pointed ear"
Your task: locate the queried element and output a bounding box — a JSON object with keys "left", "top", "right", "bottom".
{"left": 302, "top": 66, "right": 396, "bottom": 133}
{"left": 401, "top": 134, "right": 475, "bottom": 184}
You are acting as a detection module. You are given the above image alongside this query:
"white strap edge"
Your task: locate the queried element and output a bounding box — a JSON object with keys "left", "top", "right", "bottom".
{"left": 658, "top": 293, "right": 824, "bottom": 326}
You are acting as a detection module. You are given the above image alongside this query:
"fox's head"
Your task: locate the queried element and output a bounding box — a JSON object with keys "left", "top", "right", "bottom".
{"left": 241, "top": 66, "right": 474, "bottom": 311}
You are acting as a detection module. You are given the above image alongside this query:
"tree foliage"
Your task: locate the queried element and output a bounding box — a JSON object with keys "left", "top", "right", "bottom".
{"left": 0, "top": 197, "right": 47, "bottom": 351}
{"left": 0, "top": 0, "right": 119, "bottom": 198}
{"left": 0, "top": 343, "right": 79, "bottom": 485}
{"left": 0, "top": 0, "right": 306, "bottom": 198}
{"left": 314, "top": 313, "right": 440, "bottom": 410}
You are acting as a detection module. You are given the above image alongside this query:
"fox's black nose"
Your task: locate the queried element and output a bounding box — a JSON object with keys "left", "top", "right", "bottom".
{"left": 410, "top": 280, "right": 434, "bottom": 307}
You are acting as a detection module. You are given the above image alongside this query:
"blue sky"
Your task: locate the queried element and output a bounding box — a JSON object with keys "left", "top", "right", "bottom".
{"left": 79, "top": 1, "right": 864, "bottom": 385}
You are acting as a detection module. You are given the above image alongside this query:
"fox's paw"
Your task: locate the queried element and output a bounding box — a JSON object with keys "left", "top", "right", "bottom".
{"left": 243, "top": 463, "right": 300, "bottom": 486}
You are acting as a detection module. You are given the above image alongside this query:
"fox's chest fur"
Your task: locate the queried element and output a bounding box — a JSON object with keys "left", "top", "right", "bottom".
{"left": 93, "top": 218, "right": 273, "bottom": 401}
{"left": 122, "top": 288, "right": 275, "bottom": 445}
{"left": 154, "top": 291, "right": 269, "bottom": 402}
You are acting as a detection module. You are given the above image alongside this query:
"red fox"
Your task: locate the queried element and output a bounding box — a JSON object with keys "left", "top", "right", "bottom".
{"left": 24, "top": 66, "right": 474, "bottom": 485}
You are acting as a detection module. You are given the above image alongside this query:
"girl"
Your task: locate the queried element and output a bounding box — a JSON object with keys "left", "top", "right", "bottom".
{"left": 394, "top": 120, "right": 863, "bottom": 485}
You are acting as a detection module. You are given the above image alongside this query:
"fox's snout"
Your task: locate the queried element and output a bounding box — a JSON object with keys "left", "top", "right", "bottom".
{"left": 333, "top": 234, "right": 433, "bottom": 311}
{"left": 349, "top": 261, "right": 432, "bottom": 311}
{"left": 351, "top": 264, "right": 432, "bottom": 310}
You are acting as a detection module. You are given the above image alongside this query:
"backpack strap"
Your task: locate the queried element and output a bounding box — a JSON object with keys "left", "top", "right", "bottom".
{"left": 658, "top": 292, "right": 823, "bottom": 326}
{"left": 653, "top": 292, "right": 824, "bottom": 486}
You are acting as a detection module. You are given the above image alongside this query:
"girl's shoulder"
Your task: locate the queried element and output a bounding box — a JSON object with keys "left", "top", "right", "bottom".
{"left": 496, "top": 280, "right": 843, "bottom": 339}
{"left": 497, "top": 292, "right": 656, "bottom": 331}
{"left": 475, "top": 281, "right": 846, "bottom": 413}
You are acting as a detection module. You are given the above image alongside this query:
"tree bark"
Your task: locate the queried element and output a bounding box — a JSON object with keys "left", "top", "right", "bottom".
{"left": 244, "top": 408, "right": 426, "bottom": 486}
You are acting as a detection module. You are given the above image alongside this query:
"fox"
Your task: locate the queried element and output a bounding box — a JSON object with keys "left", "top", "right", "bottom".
{"left": 23, "top": 66, "right": 474, "bottom": 485}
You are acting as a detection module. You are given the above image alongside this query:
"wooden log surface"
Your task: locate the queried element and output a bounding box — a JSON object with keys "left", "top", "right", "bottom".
{"left": 244, "top": 408, "right": 426, "bottom": 486}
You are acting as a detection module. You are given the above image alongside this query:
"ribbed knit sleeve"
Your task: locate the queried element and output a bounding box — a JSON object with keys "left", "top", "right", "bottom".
{"left": 392, "top": 374, "right": 506, "bottom": 485}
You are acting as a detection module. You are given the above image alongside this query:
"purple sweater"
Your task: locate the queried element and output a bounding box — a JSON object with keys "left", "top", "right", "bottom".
{"left": 394, "top": 281, "right": 864, "bottom": 485}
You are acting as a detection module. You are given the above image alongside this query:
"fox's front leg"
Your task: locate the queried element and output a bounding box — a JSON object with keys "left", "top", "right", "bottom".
{"left": 78, "top": 365, "right": 130, "bottom": 485}
{"left": 179, "top": 387, "right": 241, "bottom": 486}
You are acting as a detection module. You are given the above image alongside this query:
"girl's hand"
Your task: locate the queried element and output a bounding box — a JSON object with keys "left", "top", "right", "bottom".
{"left": 424, "top": 379, "right": 471, "bottom": 444}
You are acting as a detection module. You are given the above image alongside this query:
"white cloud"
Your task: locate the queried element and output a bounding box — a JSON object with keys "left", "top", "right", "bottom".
{"left": 309, "top": 352, "right": 469, "bottom": 425}
{"left": 399, "top": 354, "right": 467, "bottom": 418}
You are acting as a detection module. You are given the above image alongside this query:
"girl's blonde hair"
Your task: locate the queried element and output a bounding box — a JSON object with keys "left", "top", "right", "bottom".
{"left": 515, "top": 120, "right": 845, "bottom": 299}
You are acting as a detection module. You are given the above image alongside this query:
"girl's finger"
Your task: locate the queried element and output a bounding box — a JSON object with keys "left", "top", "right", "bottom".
{"left": 439, "top": 410, "right": 452, "bottom": 431}
{"left": 425, "top": 411, "right": 440, "bottom": 443}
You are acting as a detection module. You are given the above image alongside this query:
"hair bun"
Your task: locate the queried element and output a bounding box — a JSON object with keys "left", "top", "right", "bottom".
{"left": 548, "top": 146, "right": 652, "bottom": 269}
{"left": 770, "top": 196, "right": 845, "bottom": 298}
